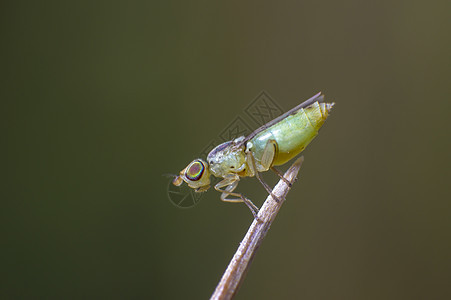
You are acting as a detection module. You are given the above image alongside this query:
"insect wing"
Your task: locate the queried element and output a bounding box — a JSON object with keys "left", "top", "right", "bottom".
{"left": 237, "top": 92, "right": 325, "bottom": 146}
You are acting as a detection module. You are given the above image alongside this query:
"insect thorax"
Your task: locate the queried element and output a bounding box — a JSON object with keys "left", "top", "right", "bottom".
{"left": 207, "top": 139, "right": 246, "bottom": 178}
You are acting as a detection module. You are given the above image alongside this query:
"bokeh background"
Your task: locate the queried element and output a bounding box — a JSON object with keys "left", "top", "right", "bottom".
{"left": 2, "top": 0, "right": 450, "bottom": 299}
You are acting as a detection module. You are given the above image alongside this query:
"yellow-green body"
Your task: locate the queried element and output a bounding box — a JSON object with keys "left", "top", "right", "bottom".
{"left": 250, "top": 102, "right": 332, "bottom": 167}
{"left": 173, "top": 92, "right": 334, "bottom": 217}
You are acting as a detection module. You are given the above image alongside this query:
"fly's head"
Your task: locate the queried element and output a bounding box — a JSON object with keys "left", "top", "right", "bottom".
{"left": 207, "top": 139, "right": 246, "bottom": 178}
{"left": 172, "top": 159, "right": 211, "bottom": 192}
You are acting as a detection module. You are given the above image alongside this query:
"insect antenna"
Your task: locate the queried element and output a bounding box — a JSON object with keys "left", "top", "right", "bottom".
{"left": 162, "top": 173, "right": 178, "bottom": 178}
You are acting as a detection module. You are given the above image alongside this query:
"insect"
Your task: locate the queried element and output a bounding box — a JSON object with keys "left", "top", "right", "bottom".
{"left": 172, "top": 92, "right": 334, "bottom": 217}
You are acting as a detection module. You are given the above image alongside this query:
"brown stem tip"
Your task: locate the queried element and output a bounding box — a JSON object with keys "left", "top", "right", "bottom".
{"left": 211, "top": 156, "right": 304, "bottom": 300}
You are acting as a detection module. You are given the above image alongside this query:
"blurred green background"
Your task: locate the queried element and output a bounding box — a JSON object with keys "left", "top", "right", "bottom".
{"left": 2, "top": 0, "right": 450, "bottom": 299}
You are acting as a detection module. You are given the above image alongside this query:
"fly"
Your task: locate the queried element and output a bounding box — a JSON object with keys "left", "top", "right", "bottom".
{"left": 172, "top": 92, "right": 334, "bottom": 218}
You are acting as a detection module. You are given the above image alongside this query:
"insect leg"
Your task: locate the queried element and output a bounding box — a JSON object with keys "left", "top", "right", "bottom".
{"left": 262, "top": 139, "right": 295, "bottom": 187}
{"left": 246, "top": 146, "right": 283, "bottom": 203}
{"left": 270, "top": 166, "right": 293, "bottom": 187}
{"left": 214, "top": 176, "right": 260, "bottom": 218}
{"left": 271, "top": 156, "right": 304, "bottom": 186}
{"left": 260, "top": 139, "right": 277, "bottom": 171}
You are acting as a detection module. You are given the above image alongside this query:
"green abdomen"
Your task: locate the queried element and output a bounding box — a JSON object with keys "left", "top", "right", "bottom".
{"left": 250, "top": 102, "right": 333, "bottom": 167}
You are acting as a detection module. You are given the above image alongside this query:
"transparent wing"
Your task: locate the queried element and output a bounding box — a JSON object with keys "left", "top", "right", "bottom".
{"left": 236, "top": 92, "right": 325, "bottom": 146}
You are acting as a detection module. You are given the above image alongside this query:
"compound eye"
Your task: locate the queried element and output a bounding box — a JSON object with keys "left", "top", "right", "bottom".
{"left": 185, "top": 160, "right": 204, "bottom": 181}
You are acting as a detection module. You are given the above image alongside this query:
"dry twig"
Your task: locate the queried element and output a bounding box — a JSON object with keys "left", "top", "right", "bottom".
{"left": 210, "top": 156, "right": 304, "bottom": 300}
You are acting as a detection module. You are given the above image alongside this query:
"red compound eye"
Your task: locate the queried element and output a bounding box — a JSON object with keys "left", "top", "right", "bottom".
{"left": 185, "top": 160, "right": 204, "bottom": 181}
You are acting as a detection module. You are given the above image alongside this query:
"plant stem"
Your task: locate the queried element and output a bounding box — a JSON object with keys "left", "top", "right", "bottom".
{"left": 210, "top": 156, "right": 304, "bottom": 300}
